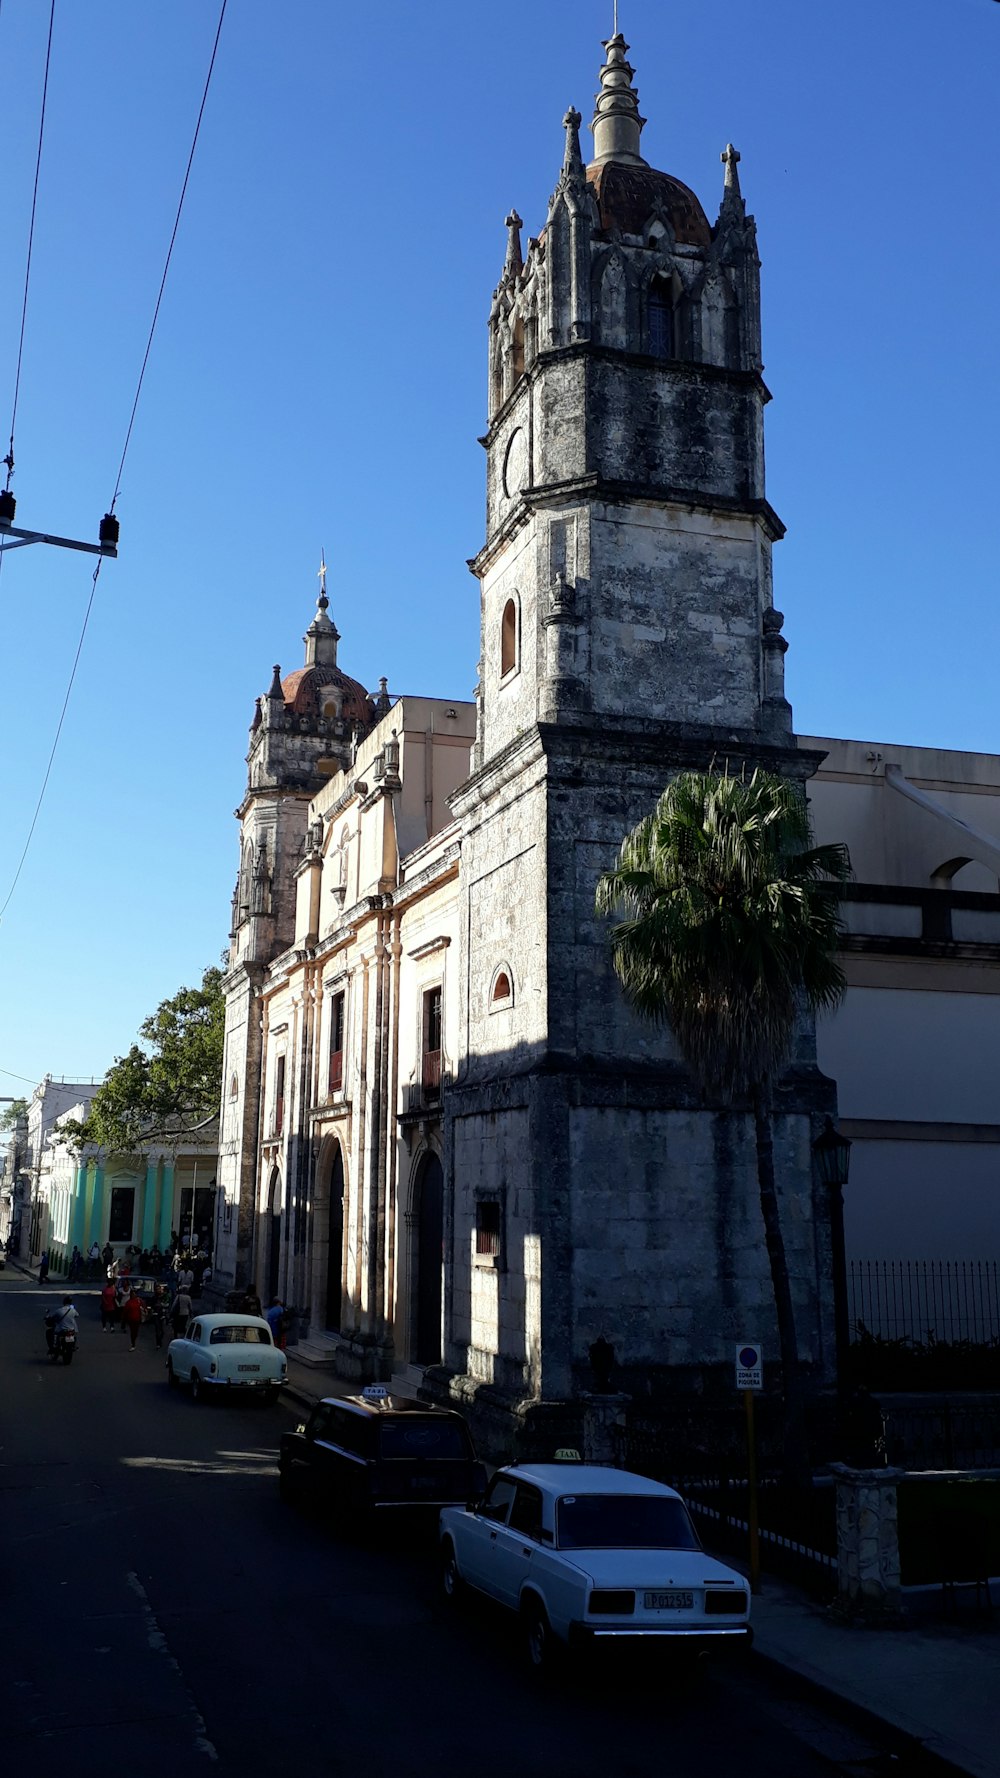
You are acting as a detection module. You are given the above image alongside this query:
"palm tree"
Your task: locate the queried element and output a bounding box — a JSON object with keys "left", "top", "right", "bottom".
{"left": 595, "top": 767, "right": 851, "bottom": 1468}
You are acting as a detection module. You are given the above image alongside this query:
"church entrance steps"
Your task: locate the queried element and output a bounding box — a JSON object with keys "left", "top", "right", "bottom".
{"left": 289, "top": 1332, "right": 343, "bottom": 1368}
{"left": 390, "top": 1363, "right": 426, "bottom": 1398}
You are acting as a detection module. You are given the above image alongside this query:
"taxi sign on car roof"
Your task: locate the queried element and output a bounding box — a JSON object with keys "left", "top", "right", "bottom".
{"left": 554, "top": 1447, "right": 581, "bottom": 1462}
{"left": 362, "top": 1383, "right": 390, "bottom": 1401}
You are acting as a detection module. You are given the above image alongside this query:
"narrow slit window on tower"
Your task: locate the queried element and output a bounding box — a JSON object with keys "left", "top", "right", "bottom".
{"left": 475, "top": 1199, "right": 502, "bottom": 1260}
{"left": 648, "top": 278, "right": 674, "bottom": 359}
{"left": 501, "top": 597, "right": 518, "bottom": 678}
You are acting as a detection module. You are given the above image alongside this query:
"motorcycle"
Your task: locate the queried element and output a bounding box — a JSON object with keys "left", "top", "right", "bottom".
{"left": 45, "top": 1318, "right": 77, "bottom": 1365}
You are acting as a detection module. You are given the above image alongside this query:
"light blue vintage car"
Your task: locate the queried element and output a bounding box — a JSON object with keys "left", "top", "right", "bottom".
{"left": 166, "top": 1312, "right": 287, "bottom": 1405}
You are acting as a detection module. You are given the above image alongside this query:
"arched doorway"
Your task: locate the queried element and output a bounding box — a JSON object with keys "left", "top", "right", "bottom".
{"left": 412, "top": 1152, "right": 444, "bottom": 1365}
{"left": 266, "top": 1168, "right": 282, "bottom": 1302}
{"left": 324, "top": 1146, "right": 345, "bottom": 1332}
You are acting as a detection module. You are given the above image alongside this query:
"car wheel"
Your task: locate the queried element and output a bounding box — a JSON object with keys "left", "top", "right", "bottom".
{"left": 441, "top": 1540, "right": 465, "bottom": 1605}
{"left": 190, "top": 1369, "right": 203, "bottom": 1403}
{"left": 523, "top": 1598, "right": 559, "bottom": 1675}
{"left": 166, "top": 1358, "right": 179, "bottom": 1389}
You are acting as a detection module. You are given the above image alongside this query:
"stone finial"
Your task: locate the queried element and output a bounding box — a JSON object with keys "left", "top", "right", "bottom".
{"left": 718, "top": 143, "right": 747, "bottom": 223}
{"left": 504, "top": 209, "right": 523, "bottom": 275}
{"left": 562, "top": 107, "right": 584, "bottom": 178}
{"left": 375, "top": 676, "right": 392, "bottom": 717}
{"left": 590, "top": 32, "right": 647, "bottom": 167}
{"left": 267, "top": 663, "right": 284, "bottom": 701}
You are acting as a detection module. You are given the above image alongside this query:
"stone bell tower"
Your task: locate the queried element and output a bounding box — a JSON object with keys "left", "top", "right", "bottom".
{"left": 215, "top": 576, "right": 379, "bottom": 1296}
{"left": 445, "top": 32, "right": 835, "bottom": 1417}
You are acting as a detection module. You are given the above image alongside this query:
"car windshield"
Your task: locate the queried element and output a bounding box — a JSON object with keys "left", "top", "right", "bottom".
{"left": 556, "top": 1494, "right": 701, "bottom": 1551}
{"left": 378, "top": 1420, "right": 470, "bottom": 1460}
{"left": 209, "top": 1324, "right": 272, "bottom": 1345}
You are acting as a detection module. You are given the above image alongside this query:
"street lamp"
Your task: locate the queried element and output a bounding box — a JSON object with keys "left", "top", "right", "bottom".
{"left": 812, "top": 1116, "right": 852, "bottom": 1190}
{"left": 812, "top": 1117, "right": 852, "bottom": 1395}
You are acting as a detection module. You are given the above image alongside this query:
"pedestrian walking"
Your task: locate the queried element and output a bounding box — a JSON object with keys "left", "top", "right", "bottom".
{"left": 266, "top": 1296, "right": 287, "bottom": 1350}
{"left": 177, "top": 1264, "right": 195, "bottom": 1294}
{"left": 150, "top": 1285, "right": 168, "bottom": 1350}
{"left": 88, "top": 1240, "right": 102, "bottom": 1278}
{"left": 38, "top": 1250, "right": 50, "bottom": 1284}
{"left": 69, "top": 1246, "right": 83, "bottom": 1280}
{"left": 100, "top": 1279, "right": 118, "bottom": 1331}
{"left": 170, "top": 1289, "right": 193, "bottom": 1341}
{"left": 121, "top": 1287, "right": 144, "bottom": 1352}
{"left": 101, "top": 1241, "right": 113, "bottom": 1276}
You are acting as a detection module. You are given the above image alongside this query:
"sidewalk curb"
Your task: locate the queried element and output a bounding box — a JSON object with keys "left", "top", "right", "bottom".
{"left": 752, "top": 1643, "right": 984, "bottom": 1778}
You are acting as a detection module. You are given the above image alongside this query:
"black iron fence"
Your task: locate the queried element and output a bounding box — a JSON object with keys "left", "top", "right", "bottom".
{"left": 850, "top": 1259, "right": 1000, "bottom": 1345}
{"left": 849, "top": 1260, "right": 1000, "bottom": 1391}
{"left": 882, "top": 1400, "right": 1000, "bottom": 1471}
{"left": 614, "top": 1405, "right": 838, "bottom": 1597}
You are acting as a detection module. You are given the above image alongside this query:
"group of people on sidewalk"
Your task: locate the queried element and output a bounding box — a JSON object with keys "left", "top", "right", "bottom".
{"left": 98, "top": 1277, "right": 196, "bottom": 1350}
{"left": 35, "top": 1236, "right": 213, "bottom": 1290}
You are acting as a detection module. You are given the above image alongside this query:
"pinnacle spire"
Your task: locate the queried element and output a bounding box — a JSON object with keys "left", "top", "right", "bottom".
{"left": 590, "top": 31, "right": 646, "bottom": 167}
{"left": 563, "top": 106, "right": 584, "bottom": 177}
{"left": 304, "top": 556, "right": 340, "bottom": 667}
{"left": 717, "top": 143, "right": 747, "bottom": 225}
{"left": 504, "top": 209, "right": 523, "bottom": 275}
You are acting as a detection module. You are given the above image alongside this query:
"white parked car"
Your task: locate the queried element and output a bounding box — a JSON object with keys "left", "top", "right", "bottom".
{"left": 166, "top": 1313, "right": 287, "bottom": 1405}
{"left": 440, "top": 1462, "right": 752, "bottom": 1670}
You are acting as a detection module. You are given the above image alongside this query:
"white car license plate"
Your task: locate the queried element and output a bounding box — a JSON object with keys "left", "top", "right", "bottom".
{"left": 238, "top": 1364, "right": 260, "bottom": 1372}
{"left": 644, "top": 1590, "right": 693, "bottom": 1610}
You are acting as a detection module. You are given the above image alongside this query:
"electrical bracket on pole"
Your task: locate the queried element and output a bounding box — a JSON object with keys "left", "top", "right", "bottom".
{"left": 0, "top": 520, "right": 117, "bottom": 559}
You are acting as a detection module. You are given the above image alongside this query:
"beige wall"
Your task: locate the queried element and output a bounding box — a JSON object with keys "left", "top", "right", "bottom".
{"left": 805, "top": 736, "right": 1000, "bottom": 1263}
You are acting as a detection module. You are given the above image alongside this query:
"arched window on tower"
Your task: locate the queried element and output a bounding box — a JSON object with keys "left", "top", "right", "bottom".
{"left": 501, "top": 597, "right": 519, "bottom": 678}
{"left": 648, "top": 276, "right": 674, "bottom": 359}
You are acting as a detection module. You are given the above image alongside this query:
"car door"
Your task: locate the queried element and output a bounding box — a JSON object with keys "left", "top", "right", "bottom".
{"left": 492, "top": 1481, "right": 545, "bottom": 1607}
{"left": 172, "top": 1325, "right": 197, "bottom": 1379}
{"left": 459, "top": 1473, "right": 517, "bottom": 1594}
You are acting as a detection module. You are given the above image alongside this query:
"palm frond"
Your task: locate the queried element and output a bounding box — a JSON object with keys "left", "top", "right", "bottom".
{"left": 595, "top": 767, "right": 852, "bottom": 1098}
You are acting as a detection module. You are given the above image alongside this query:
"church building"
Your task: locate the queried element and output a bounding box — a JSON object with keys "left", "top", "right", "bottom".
{"left": 214, "top": 30, "right": 999, "bottom": 1433}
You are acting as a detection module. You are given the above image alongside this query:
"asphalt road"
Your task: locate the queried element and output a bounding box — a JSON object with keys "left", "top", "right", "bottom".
{"left": 1, "top": 1272, "right": 943, "bottom": 1778}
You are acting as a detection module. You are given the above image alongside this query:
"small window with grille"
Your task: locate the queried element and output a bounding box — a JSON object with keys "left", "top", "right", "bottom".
{"left": 475, "top": 1199, "right": 502, "bottom": 1263}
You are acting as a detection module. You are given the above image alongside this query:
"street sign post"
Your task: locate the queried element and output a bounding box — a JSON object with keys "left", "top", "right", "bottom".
{"left": 735, "top": 1342, "right": 763, "bottom": 1390}
{"left": 736, "top": 1343, "right": 763, "bottom": 1593}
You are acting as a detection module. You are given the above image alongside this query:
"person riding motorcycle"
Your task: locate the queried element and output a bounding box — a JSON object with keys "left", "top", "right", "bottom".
{"left": 45, "top": 1296, "right": 79, "bottom": 1354}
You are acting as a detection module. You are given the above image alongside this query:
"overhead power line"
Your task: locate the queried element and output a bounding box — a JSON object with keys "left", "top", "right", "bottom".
{"left": 0, "top": 0, "right": 228, "bottom": 926}
{"left": 3, "top": 0, "right": 55, "bottom": 497}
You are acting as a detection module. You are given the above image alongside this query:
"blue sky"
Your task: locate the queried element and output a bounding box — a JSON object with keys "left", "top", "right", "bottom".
{"left": 1, "top": 0, "right": 997, "bottom": 1090}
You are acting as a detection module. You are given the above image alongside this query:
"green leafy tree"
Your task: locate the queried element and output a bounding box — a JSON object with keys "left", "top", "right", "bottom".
{"left": 1, "top": 1097, "right": 28, "bottom": 1130}
{"left": 595, "top": 767, "right": 851, "bottom": 1468}
{"left": 63, "top": 967, "right": 225, "bottom": 1154}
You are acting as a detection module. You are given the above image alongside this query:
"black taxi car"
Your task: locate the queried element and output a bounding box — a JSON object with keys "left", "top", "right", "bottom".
{"left": 278, "top": 1387, "right": 486, "bottom": 1515}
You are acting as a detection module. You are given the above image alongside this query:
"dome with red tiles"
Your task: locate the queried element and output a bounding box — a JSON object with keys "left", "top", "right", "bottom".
{"left": 586, "top": 159, "right": 711, "bottom": 247}
{"left": 280, "top": 662, "right": 374, "bottom": 728}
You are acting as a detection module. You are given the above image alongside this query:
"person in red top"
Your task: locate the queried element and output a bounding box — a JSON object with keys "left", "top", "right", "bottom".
{"left": 120, "top": 1287, "right": 144, "bottom": 1351}
{"left": 100, "top": 1279, "right": 118, "bottom": 1332}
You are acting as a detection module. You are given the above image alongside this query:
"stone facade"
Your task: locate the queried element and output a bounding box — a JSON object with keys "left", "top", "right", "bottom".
{"left": 216, "top": 30, "right": 842, "bottom": 1423}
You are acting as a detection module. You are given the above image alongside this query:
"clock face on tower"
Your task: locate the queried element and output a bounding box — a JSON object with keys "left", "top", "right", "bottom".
{"left": 502, "top": 426, "right": 528, "bottom": 500}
